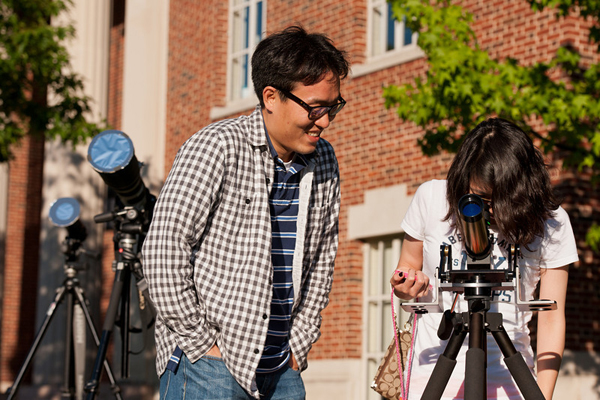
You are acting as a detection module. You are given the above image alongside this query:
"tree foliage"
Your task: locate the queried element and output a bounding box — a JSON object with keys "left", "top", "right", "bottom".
{"left": 0, "top": 0, "right": 102, "bottom": 162}
{"left": 384, "top": 0, "right": 600, "bottom": 249}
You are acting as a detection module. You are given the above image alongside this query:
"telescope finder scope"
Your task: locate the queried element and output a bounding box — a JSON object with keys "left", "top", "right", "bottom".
{"left": 458, "top": 194, "right": 491, "bottom": 261}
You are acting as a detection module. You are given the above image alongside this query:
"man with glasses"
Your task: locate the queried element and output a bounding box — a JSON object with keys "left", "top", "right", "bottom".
{"left": 142, "top": 25, "right": 349, "bottom": 400}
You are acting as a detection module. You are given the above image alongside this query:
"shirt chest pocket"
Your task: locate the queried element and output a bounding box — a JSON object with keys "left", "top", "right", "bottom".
{"left": 213, "top": 191, "right": 262, "bottom": 236}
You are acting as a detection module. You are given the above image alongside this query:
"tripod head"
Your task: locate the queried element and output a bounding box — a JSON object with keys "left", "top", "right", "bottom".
{"left": 94, "top": 200, "right": 155, "bottom": 235}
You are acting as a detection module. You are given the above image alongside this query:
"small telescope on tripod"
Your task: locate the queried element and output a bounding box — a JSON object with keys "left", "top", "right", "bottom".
{"left": 84, "top": 130, "right": 157, "bottom": 400}
{"left": 5, "top": 198, "right": 121, "bottom": 400}
{"left": 400, "top": 194, "right": 556, "bottom": 400}
{"left": 50, "top": 197, "right": 88, "bottom": 249}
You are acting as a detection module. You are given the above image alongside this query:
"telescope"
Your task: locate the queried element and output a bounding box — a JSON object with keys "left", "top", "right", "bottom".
{"left": 49, "top": 197, "right": 87, "bottom": 242}
{"left": 87, "top": 130, "right": 151, "bottom": 210}
{"left": 49, "top": 197, "right": 88, "bottom": 257}
{"left": 6, "top": 198, "right": 123, "bottom": 400}
{"left": 458, "top": 194, "right": 491, "bottom": 262}
{"left": 398, "top": 195, "right": 556, "bottom": 400}
{"left": 85, "top": 129, "right": 156, "bottom": 400}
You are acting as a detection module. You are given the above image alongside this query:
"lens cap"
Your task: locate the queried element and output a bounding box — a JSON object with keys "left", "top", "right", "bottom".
{"left": 49, "top": 197, "right": 81, "bottom": 227}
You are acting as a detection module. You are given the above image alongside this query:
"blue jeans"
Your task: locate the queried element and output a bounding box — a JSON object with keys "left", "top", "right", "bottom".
{"left": 160, "top": 354, "right": 306, "bottom": 400}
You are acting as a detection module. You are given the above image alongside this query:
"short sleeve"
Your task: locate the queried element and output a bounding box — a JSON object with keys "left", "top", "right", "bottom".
{"left": 401, "top": 180, "right": 439, "bottom": 241}
{"left": 539, "top": 206, "right": 579, "bottom": 269}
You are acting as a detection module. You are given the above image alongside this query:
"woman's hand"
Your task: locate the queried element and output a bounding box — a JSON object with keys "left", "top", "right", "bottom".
{"left": 390, "top": 267, "right": 430, "bottom": 300}
{"left": 390, "top": 235, "right": 429, "bottom": 300}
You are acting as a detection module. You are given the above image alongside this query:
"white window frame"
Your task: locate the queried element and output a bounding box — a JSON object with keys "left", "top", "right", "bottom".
{"left": 369, "top": 0, "right": 416, "bottom": 58}
{"left": 212, "top": 0, "right": 266, "bottom": 120}
{"left": 362, "top": 236, "right": 409, "bottom": 400}
{"left": 352, "top": 0, "right": 423, "bottom": 77}
{"left": 348, "top": 184, "right": 414, "bottom": 399}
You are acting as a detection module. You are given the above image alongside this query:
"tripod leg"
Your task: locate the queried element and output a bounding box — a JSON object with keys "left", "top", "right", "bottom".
{"left": 421, "top": 318, "right": 468, "bottom": 400}
{"left": 465, "top": 311, "right": 486, "bottom": 400}
{"left": 73, "top": 303, "right": 86, "bottom": 400}
{"left": 73, "top": 286, "right": 123, "bottom": 400}
{"left": 465, "top": 348, "right": 486, "bottom": 400}
{"left": 491, "top": 327, "right": 545, "bottom": 400}
{"left": 119, "top": 270, "right": 131, "bottom": 379}
{"left": 85, "top": 268, "right": 127, "bottom": 400}
{"left": 5, "top": 287, "right": 68, "bottom": 400}
{"left": 63, "top": 290, "right": 76, "bottom": 399}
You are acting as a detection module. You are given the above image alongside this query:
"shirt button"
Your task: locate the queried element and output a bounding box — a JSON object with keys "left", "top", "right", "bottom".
{"left": 254, "top": 349, "right": 260, "bottom": 354}
{"left": 266, "top": 178, "right": 270, "bottom": 184}
{"left": 262, "top": 314, "right": 268, "bottom": 320}
{"left": 245, "top": 198, "right": 251, "bottom": 204}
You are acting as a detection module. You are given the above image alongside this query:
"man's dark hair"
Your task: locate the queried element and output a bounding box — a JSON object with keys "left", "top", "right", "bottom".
{"left": 251, "top": 25, "right": 349, "bottom": 107}
{"left": 445, "top": 118, "right": 560, "bottom": 247}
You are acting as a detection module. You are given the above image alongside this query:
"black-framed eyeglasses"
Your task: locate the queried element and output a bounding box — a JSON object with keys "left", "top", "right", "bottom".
{"left": 276, "top": 87, "right": 346, "bottom": 121}
{"left": 470, "top": 189, "right": 493, "bottom": 208}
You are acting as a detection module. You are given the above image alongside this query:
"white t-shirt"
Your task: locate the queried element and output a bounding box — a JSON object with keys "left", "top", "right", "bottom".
{"left": 401, "top": 180, "right": 578, "bottom": 400}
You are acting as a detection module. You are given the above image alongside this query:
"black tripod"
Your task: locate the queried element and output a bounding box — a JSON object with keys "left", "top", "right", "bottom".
{"left": 5, "top": 237, "right": 122, "bottom": 400}
{"left": 85, "top": 207, "right": 156, "bottom": 400}
{"left": 420, "top": 244, "right": 550, "bottom": 400}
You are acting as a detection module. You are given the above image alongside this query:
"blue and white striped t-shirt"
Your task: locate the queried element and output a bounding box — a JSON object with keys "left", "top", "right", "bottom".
{"left": 256, "top": 142, "right": 307, "bottom": 374}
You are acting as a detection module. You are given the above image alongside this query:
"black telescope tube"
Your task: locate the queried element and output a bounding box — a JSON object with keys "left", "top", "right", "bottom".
{"left": 458, "top": 194, "right": 491, "bottom": 260}
{"left": 87, "top": 130, "right": 150, "bottom": 209}
{"left": 49, "top": 197, "right": 87, "bottom": 242}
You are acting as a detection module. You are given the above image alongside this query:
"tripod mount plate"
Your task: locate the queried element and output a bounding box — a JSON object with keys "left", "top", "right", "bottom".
{"left": 398, "top": 266, "right": 557, "bottom": 314}
{"left": 439, "top": 281, "right": 515, "bottom": 292}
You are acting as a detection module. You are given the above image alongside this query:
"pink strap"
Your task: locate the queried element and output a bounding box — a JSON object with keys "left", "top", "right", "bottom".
{"left": 391, "top": 289, "right": 417, "bottom": 400}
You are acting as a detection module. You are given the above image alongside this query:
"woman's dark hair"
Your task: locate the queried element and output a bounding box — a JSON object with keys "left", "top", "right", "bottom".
{"left": 251, "top": 25, "right": 349, "bottom": 107}
{"left": 445, "top": 118, "right": 560, "bottom": 246}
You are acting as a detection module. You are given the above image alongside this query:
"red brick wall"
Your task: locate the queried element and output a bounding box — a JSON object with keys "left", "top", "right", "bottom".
{"left": 160, "top": 0, "right": 598, "bottom": 361}
{"left": 165, "top": 0, "right": 230, "bottom": 176}
{"left": 108, "top": 0, "right": 125, "bottom": 131}
{"left": 1, "top": 136, "right": 45, "bottom": 383}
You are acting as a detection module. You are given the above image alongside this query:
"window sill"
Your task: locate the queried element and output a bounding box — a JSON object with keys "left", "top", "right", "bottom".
{"left": 210, "top": 96, "right": 259, "bottom": 121}
{"left": 351, "top": 46, "right": 425, "bottom": 78}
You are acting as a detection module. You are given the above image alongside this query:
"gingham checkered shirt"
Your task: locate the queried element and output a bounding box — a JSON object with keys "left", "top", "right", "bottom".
{"left": 141, "top": 106, "right": 340, "bottom": 398}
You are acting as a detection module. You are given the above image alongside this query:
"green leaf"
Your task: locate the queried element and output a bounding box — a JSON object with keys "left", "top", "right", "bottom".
{"left": 586, "top": 224, "right": 600, "bottom": 252}
{"left": 386, "top": 0, "right": 600, "bottom": 249}
{"left": 0, "top": 0, "right": 102, "bottom": 162}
